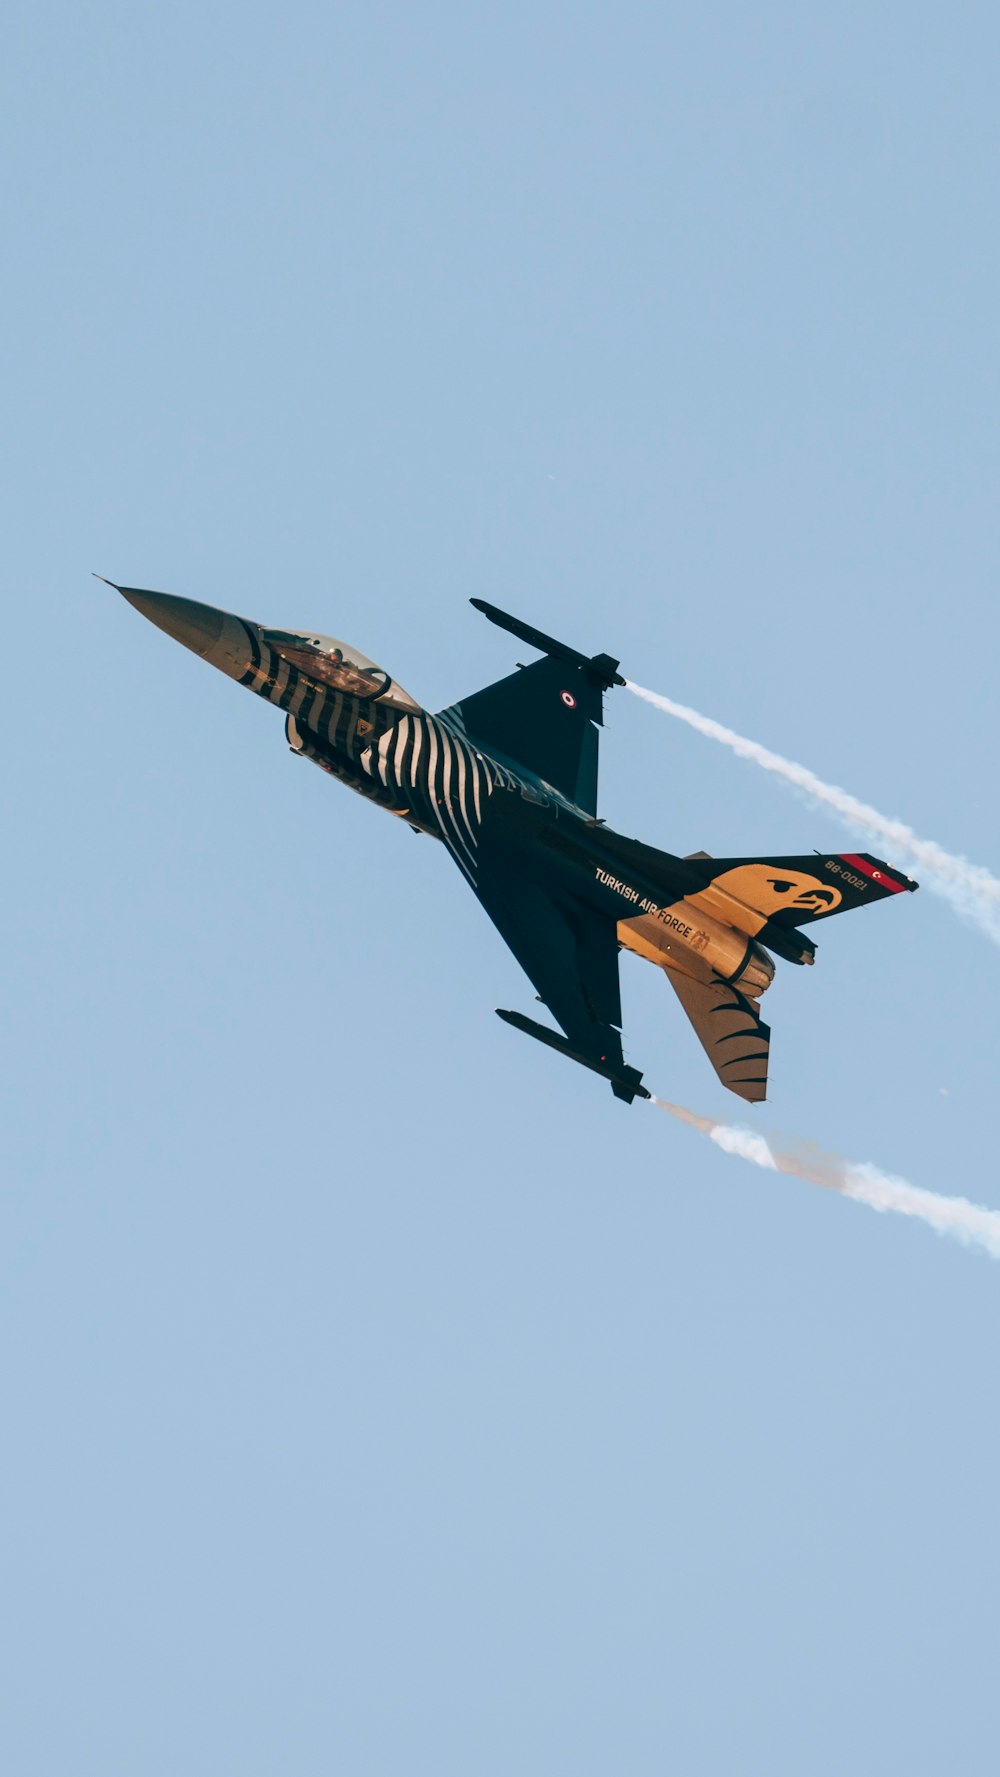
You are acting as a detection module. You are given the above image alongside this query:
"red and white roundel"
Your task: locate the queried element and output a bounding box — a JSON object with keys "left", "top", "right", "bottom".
{"left": 560, "top": 690, "right": 577, "bottom": 709}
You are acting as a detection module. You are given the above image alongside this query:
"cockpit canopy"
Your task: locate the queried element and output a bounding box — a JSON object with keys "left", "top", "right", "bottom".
{"left": 262, "top": 629, "right": 421, "bottom": 710}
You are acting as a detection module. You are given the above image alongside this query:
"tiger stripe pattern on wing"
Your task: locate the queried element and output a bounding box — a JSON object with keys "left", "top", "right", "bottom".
{"left": 236, "top": 624, "right": 498, "bottom": 884}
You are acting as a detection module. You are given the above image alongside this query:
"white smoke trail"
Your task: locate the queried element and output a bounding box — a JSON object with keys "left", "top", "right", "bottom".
{"left": 626, "top": 681, "right": 1000, "bottom": 945}
{"left": 651, "top": 1097, "right": 1000, "bottom": 1259}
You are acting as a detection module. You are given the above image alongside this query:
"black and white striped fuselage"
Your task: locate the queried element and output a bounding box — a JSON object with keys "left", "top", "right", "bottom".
{"left": 237, "top": 623, "right": 526, "bottom": 886}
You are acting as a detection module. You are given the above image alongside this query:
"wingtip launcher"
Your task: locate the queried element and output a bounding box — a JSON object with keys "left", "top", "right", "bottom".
{"left": 470, "top": 598, "right": 626, "bottom": 690}
{"left": 496, "top": 1008, "right": 650, "bottom": 1103}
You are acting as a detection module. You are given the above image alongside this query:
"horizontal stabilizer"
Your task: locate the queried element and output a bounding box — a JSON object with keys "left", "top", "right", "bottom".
{"left": 665, "top": 970, "right": 771, "bottom": 1104}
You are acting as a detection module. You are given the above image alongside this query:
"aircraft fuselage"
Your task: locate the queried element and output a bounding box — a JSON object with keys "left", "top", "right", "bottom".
{"left": 110, "top": 582, "right": 916, "bottom": 1104}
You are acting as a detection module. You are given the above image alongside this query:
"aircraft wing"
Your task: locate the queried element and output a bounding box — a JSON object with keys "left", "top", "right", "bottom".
{"left": 664, "top": 967, "right": 771, "bottom": 1104}
{"left": 471, "top": 864, "right": 630, "bottom": 1077}
{"left": 438, "top": 601, "right": 624, "bottom": 815}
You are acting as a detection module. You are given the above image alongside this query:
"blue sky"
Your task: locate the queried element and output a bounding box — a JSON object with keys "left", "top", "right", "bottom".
{"left": 4, "top": 4, "right": 999, "bottom": 1771}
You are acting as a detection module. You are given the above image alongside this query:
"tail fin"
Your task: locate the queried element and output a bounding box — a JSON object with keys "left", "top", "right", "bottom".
{"left": 683, "top": 851, "right": 918, "bottom": 934}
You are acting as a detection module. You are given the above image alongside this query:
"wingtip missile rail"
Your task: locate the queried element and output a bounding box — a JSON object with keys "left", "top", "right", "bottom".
{"left": 496, "top": 1008, "right": 651, "bottom": 1104}
{"left": 470, "top": 598, "right": 626, "bottom": 690}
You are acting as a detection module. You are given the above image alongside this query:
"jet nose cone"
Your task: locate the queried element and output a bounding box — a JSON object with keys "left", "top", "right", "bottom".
{"left": 112, "top": 583, "right": 225, "bottom": 657}
{"left": 100, "top": 576, "right": 255, "bottom": 683}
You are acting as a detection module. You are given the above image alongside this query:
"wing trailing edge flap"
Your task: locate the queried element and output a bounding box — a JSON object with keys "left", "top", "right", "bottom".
{"left": 665, "top": 967, "right": 771, "bottom": 1104}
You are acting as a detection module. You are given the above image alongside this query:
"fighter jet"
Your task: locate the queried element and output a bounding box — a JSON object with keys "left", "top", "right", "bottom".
{"left": 109, "top": 581, "right": 918, "bottom": 1103}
